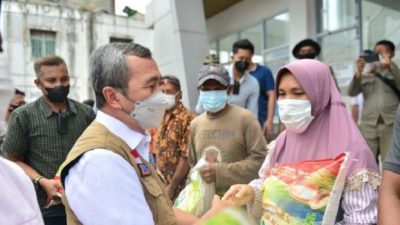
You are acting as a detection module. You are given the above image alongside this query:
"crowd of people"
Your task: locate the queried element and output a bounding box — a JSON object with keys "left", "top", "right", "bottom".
{"left": 1, "top": 36, "right": 400, "bottom": 225}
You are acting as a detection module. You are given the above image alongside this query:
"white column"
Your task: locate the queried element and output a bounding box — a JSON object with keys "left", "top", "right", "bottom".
{"left": 149, "top": 0, "right": 208, "bottom": 110}
{"left": 288, "top": 0, "right": 317, "bottom": 61}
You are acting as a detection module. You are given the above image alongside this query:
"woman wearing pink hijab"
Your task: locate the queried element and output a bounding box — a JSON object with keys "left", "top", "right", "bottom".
{"left": 223, "top": 59, "right": 380, "bottom": 224}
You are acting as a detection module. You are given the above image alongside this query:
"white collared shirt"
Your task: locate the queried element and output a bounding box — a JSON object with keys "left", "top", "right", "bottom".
{"left": 0, "top": 158, "right": 44, "bottom": 225}
{"left": 65, "top": 110, "right": 155, "bottom": 225}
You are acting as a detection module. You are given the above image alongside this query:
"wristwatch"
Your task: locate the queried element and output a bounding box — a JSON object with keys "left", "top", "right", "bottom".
{"left": 33, "top": 175, "right": 44, "bottom": 185}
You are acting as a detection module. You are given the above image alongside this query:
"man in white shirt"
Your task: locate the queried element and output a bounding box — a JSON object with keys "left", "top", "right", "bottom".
{"left": 0, "top": 157, "right": 44, "bottom": 225}
{"left": 60, "top": 43, "right": 230, "bottom": 225}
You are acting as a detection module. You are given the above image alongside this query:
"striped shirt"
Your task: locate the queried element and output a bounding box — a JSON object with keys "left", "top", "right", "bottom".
{"left": 0, "top": 121, "right": 7, "bottom": 152}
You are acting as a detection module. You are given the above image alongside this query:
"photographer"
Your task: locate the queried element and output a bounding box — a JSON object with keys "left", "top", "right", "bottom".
{"left": 348, "top": 40, "right": 400, "bottom": 162}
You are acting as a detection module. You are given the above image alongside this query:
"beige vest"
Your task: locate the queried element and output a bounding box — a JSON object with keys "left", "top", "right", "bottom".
{"left": 60, "top": 122, "right": 177, "bottom": 225}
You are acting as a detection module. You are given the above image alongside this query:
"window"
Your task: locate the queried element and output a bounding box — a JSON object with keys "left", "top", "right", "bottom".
{"left": 208, "top": 12, "right": 290, "bottom": 72}
{"left": 109, "top": 37, "right": 133, "bottom": 43}
{"left": 317, "top": 0, "right": 359, "bottom": 95}
{"left": 318, "top": 0, "right": 357, "bottom": 32}
{"left": 264, "top": 12, "right": 290, "bottom": 75}
{"left": 240, "top": 23, "right": 263, "bottom": 63}
{"left": 209, "top": 41, "right": 217, "bottom": 55}
{"left": 265, "top": 13, "right": 289, "bottom": 49}
{"left": 362, "top": 0, "right": 400, "bottom": 65}
{"left": 218, "top": 33, "right": 238, "bottom": 65}
{"left": 30, "top": 30, "right": 56, "bottom": 58}
{"left": 321, "top": 29, "right": 358, "bottom": 93}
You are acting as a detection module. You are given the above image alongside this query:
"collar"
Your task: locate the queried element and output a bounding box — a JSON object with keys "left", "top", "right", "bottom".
{"left": 162, "top": 101, "right": 184, "bottom": 123}
{"left": 171, "top": 101, "right": 185, "bottom": 116}
{"left": 249, "top": 63, "right": 259, "bottom": 73}
{"left": 39, "top": 96, "right": 76, "bottom": 118}
{"left": 206, "top": 104, "right": 232, "bottom": 120}
{"left": 95, "top": 110, "right": 150, "bottom": 160}
{"left": 229, "top": 64, "right": 249, "bottom": 84}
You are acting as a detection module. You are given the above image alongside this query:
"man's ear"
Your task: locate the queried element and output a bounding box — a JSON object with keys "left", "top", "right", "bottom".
{"left": 176, "top": 90, "right": 182, "bottom": 100}
{"left": 102, "top": 86, "right": 123, "bottom": 110}
{"left": 227, "top": 85, "right": 233, "bottom": 95}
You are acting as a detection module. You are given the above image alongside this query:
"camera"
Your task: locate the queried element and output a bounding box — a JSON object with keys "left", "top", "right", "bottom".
{"left": 361, "top": 50, "right": 380, "bottom": 63}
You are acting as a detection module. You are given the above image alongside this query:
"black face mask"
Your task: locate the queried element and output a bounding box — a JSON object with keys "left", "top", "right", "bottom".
{"left": 297, "top": 53, "right": 317, "bottom": 59}
{"left": 45, "top": 85, "right": 70, "bottom": 103}
{"left": 234, "top": 60, "right": 249, "bottom": 74}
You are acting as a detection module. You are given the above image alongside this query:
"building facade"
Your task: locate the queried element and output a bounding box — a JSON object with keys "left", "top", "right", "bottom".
{"left": 2, "top": 0, "right": 400, "bottom": 111}
{"left": 206, "top": 0, "right": 400, "bottom": 97}
{"left": 2, "top": 0, "right": 152, "bottom": 102}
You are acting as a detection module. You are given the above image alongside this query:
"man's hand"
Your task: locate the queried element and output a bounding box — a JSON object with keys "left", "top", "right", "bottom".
{"left": 198, "top": 163, "right": 216, "bottom": 183}
{"left": 376, "top": 45, "right": 392, "bottom": 68}
{"left": 222, "top": 184, "right": 255, "bottom": 206}
{"left": 39, "top": 178, "right": 63, "bottom": 200}
{"left": 263, "top": 120, "right": 274, "bottom": 139}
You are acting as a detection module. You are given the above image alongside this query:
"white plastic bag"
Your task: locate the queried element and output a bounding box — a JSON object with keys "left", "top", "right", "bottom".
{"left": 174, "top": 146, "right": 221, "bottom": 216}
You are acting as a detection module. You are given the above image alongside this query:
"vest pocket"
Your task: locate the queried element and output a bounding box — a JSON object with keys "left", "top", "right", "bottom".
{"left": 142, "top": 177, "right": 176, "bottom": 225}
{"left": 142, "top": 177, "right": 163, "bottom": 197}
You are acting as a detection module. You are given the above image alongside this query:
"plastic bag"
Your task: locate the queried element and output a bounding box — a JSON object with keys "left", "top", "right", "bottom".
{"left": 174, "top": 146, "right": 221, "bottom": 216}
{"left": 260, "top": 152, "right": 348, "bottom": 225}
{"left": 201, "top": 207, "right": 256, "bottom": 225}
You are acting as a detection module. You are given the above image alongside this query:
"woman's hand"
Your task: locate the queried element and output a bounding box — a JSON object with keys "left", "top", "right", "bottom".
{"left": 222, "top": 184, "right": 255, "bottom": 206}
{"left": 196, "top": 195, "right": 235, "bottom": 223}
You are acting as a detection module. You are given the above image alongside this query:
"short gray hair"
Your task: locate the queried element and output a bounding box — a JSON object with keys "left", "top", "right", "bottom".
{"left": 89, "top": 43, "right": 152, "bottom": 108}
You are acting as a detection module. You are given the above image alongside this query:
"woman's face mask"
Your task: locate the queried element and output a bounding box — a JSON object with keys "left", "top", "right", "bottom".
{"left": 277, "top": 99, "right": 314, "bottom": 134}
{"left": 199, "top": 90, "right": 228, "bottom": 113}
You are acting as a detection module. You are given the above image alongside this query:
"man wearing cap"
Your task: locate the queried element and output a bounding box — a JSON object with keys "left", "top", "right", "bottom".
{"left": 155, "top": 75, "right": 194, "bottom": 200}
{"left": 292, "top": 38, "right": 339, "bottom": 89}
{"left": 195, "top": 44, "right": 260, "bottom": 118}
{"left": 189, "top": 63, "right": 266, "bottom": 209}
{"left": 292, "top": 38, "right": 321, "bottom": 60}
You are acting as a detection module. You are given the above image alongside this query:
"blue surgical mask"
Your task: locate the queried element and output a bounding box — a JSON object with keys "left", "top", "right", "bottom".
{"left": 199, "top": 90, "right": 228, "bottom": 113}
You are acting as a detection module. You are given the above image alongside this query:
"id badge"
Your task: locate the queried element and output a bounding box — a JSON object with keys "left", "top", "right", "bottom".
{"left": 137, "top": 163, "right": 151, "bottom": 177}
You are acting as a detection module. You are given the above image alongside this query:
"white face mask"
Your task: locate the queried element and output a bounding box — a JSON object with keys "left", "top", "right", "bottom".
{"left": 277, "top": 99, "right": 314, "bottom": 134}
{"left": 164, "top": 93, "right": 177, "bottom": 110}
{"left": 127, "top": 91, "right": 169, "bottom": 129}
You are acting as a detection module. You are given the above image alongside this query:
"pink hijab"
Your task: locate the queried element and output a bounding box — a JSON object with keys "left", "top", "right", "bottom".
{"left": 271, "top": 59, "right": 378, "bottom": 176}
